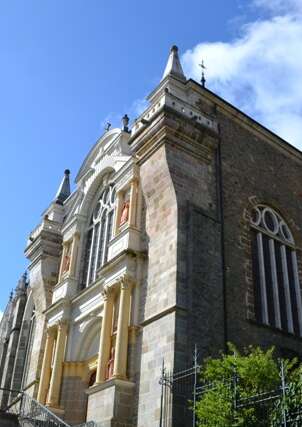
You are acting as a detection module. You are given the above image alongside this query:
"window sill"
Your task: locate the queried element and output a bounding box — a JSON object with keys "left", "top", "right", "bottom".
{"left": 247, "top": 318, "right": 302, "bottom": 341}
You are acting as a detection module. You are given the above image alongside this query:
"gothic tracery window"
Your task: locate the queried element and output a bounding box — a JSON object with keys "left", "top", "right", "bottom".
{"left": 82, "top": 184, "right": 116, "bottom": 287}
{"left": 250, "top": 206, "right": 302, "bottom": 336}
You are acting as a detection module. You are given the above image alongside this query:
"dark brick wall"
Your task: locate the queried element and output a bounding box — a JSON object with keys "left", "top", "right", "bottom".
{"left": 142, "top": 104, "right": 302, "bottom": 425}
{"left": 218, "top": 109, "right": 302, "bottom": 356}
{"left": 132, "top": 99, "right": 302, "bottom": 425}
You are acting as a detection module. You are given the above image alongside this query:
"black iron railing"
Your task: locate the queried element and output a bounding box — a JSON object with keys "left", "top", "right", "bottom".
{"left": 0, "top": 388, "right": 97, "bottom": 427}
{"left": 2, "top": 389, "right": 69, "bottom": 427}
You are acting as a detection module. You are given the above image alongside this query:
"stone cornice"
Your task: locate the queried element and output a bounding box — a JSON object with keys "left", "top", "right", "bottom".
{"left": 44, "top": 297, "right": 70, "bottom": 318}
{"left": 25, "top": 230, "right": 62, "bottom": 264}
{"left": 71, "top": 277, "right": 103, "bottom": 305}
{"left": 141, "top": 304, "right": 187, "bottom": 327}
{"left": 130, "top": 106, "right": 218, "bottom": 166}
{"left": 85, "top": 378, "right": 135, "bottom": 395}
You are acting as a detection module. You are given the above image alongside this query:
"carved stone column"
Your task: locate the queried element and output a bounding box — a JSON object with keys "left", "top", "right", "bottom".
{"left": 113, "top": 278, "right": 132, "bottom": 379}
{"left": 37, "top": 328, "right": 56, "bottom": 404}
{"left": 95, "top": 287, "right": 114, "bottom": 384}
{"left": 46, "top": 322, "right": 68, "bottom": 408}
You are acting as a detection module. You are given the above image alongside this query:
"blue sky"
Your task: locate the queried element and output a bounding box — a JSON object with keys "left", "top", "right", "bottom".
{"left": 0, "top": 0, "right": 301, "bottom": 311}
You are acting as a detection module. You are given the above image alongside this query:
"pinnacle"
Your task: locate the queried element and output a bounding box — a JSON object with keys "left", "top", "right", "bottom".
{"left": 55, "top": 169, "right": 71, "bottom": 205}
{"left": 161, "top": 45, "right": 186, "bottom": 82}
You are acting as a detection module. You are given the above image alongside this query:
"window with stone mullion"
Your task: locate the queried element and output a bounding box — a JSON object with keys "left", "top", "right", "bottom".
{"left": 251, "top": 206, "right": 302, "bottom": 337}
{"left": 82, "top": 184, "right": 116, "bottom": 287}
{"left": 96, "top": 214, "right": 106, "bottom": 271}
{"left": 81, "top": 229, "right": 93, "bottom": 288}
{"left": 104, "top": 210, "right": 114, "bottom": 263}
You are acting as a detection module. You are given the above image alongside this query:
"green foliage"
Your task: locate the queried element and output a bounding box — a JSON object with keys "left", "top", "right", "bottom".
{"left": 272, "top": 361, "right": 302, "bottom": 425}
{"left": 195, "top": 344, "right": 302, "bottom": 427}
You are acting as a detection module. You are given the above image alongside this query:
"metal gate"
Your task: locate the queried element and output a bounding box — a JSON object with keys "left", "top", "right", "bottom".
{"left": 159, "top": 348, "right": 302, "bottom": 426}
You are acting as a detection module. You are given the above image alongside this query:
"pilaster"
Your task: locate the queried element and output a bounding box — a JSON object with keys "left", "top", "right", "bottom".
{"left": 37, "top": 327, "right": 56, "bottom": 404}
{"left": 95, "top": 287, "right": 114, "bottom": 384}
{"left": 113, "top": 277, "right": 132, "bottom": 379}
{"left": 46, "top": 321, "right": 68, "bottom": 408}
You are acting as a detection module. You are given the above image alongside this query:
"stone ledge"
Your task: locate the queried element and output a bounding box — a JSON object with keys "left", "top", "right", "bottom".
{"left": 86, "top": 378, "right": 135, "bottom": 395}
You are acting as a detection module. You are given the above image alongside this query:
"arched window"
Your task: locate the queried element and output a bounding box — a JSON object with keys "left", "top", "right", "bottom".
{"left": 250, "top": 206, "right": 302, "bottom": 336}
{"left": 82, "top": 184, "right": 116, "bottom": 287}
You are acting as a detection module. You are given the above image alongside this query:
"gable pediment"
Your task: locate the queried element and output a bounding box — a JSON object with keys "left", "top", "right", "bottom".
{"left": 75, "top": 128, "right": 131, "bottom": 184}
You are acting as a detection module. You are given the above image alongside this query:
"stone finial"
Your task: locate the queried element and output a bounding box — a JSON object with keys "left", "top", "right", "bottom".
{"left": 162, "top": 45, "right": 186, "bottom": 82}
{"left": 55, "top": 169, "right": 71, "bottom": 205}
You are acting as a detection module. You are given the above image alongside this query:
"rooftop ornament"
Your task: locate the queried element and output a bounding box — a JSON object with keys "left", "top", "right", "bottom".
{"left": 122, "top": 114, "right": 130, "bottom": 133}
{"left": 199, "top": 60, "right": 206, "bottom": 88}
{"left": 105, "top": 122, "right": 111, "bottom": 132}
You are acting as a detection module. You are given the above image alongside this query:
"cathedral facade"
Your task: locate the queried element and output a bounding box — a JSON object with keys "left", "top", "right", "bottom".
{"left": 0, "top": 45, "right": 302, "bottom": 426}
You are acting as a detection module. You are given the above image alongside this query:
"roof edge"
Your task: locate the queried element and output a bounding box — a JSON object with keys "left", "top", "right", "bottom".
{"left": 187, "top": 78, "right": 302, "bottom": 161}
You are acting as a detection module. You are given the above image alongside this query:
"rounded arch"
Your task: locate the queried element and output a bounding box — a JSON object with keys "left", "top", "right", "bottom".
{"left": 76, "top": 128, "right": 122, "bottom": 183}
{"left": 79, "top": 170, "right": 116, "bottom": 288}
{"left": 245, "top": 196, "right": 299, "bottom": 244}
{"left": 248, "top": 201, "right": 302, "bottom": 336}
{"left": 75, "top": 317, "right": 101, "bottom": 361}
{"left": 78, "top": 165, "right": 116, "bottom": 220}
{"left": 250, "top": 204, "right": 295, "bottom": 246}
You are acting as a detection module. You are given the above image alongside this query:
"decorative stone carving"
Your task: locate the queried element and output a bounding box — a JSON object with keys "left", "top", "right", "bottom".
{"left": 101, "top": 286, "right": 113, "bottom": 301}
{"left": 62, "top": 242, "right": 72, "bottom": 275}
{"left": 120, "top": 275, "right": 135, "bottom": 291}
{"left": 106, "top": 347, "right": 115, "bottom": 380}
{"left": 119, "top": 201, "right": 130, "bottom": 226}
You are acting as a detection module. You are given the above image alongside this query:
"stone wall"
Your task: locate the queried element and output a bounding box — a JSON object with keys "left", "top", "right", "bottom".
{"left": 134, "top": 109, "right": 225, "bottom": 426}
{"left": 10, "top": 319, "right": 31, "bottom": 395}
{"left": 135, "top": 143, "right": 178, "bottom": 426}
{"left": 132, "top": 99, "right": 302, "bottom": 425}
{"left": 0, "top": 293, "right": 27, "bottom": 408}
{"left": 217, "top": 108, "right": 302, "bottom": 356}
{"left": 86, "top": 380, "right": 135, "bottom": 427}
{"left": 60, "top": 376, "right": 88, "bottom": 424}
{"left": 24, "top": 229, "right": 62, "bottom": 397}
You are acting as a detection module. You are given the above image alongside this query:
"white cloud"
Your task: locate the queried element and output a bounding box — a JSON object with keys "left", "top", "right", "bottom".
{"left": 0, "top": 311, "right": 3, "bottom": 322}
{"left": 182, "top": 2, "right": 302, "bottom": 148}
{"left": 253, "top": 0, "right": 302, "bottom": 14}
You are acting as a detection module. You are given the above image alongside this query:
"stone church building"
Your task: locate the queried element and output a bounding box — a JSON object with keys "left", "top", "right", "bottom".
{"left": 0, "top": 45, "right": 302, "bottom": 426}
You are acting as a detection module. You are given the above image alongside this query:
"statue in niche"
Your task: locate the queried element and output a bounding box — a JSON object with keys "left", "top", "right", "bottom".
{"left": 120, "top": 200, "right": 130, "bottom": 226}
{"left": 106, "top": 347, "right": 115, "bottom": 380}
{"left": 88, "top": 370, "right": 96, "bottom": 387}
{"left": 62, "top": 243, "right": 71, "bottom": 274}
